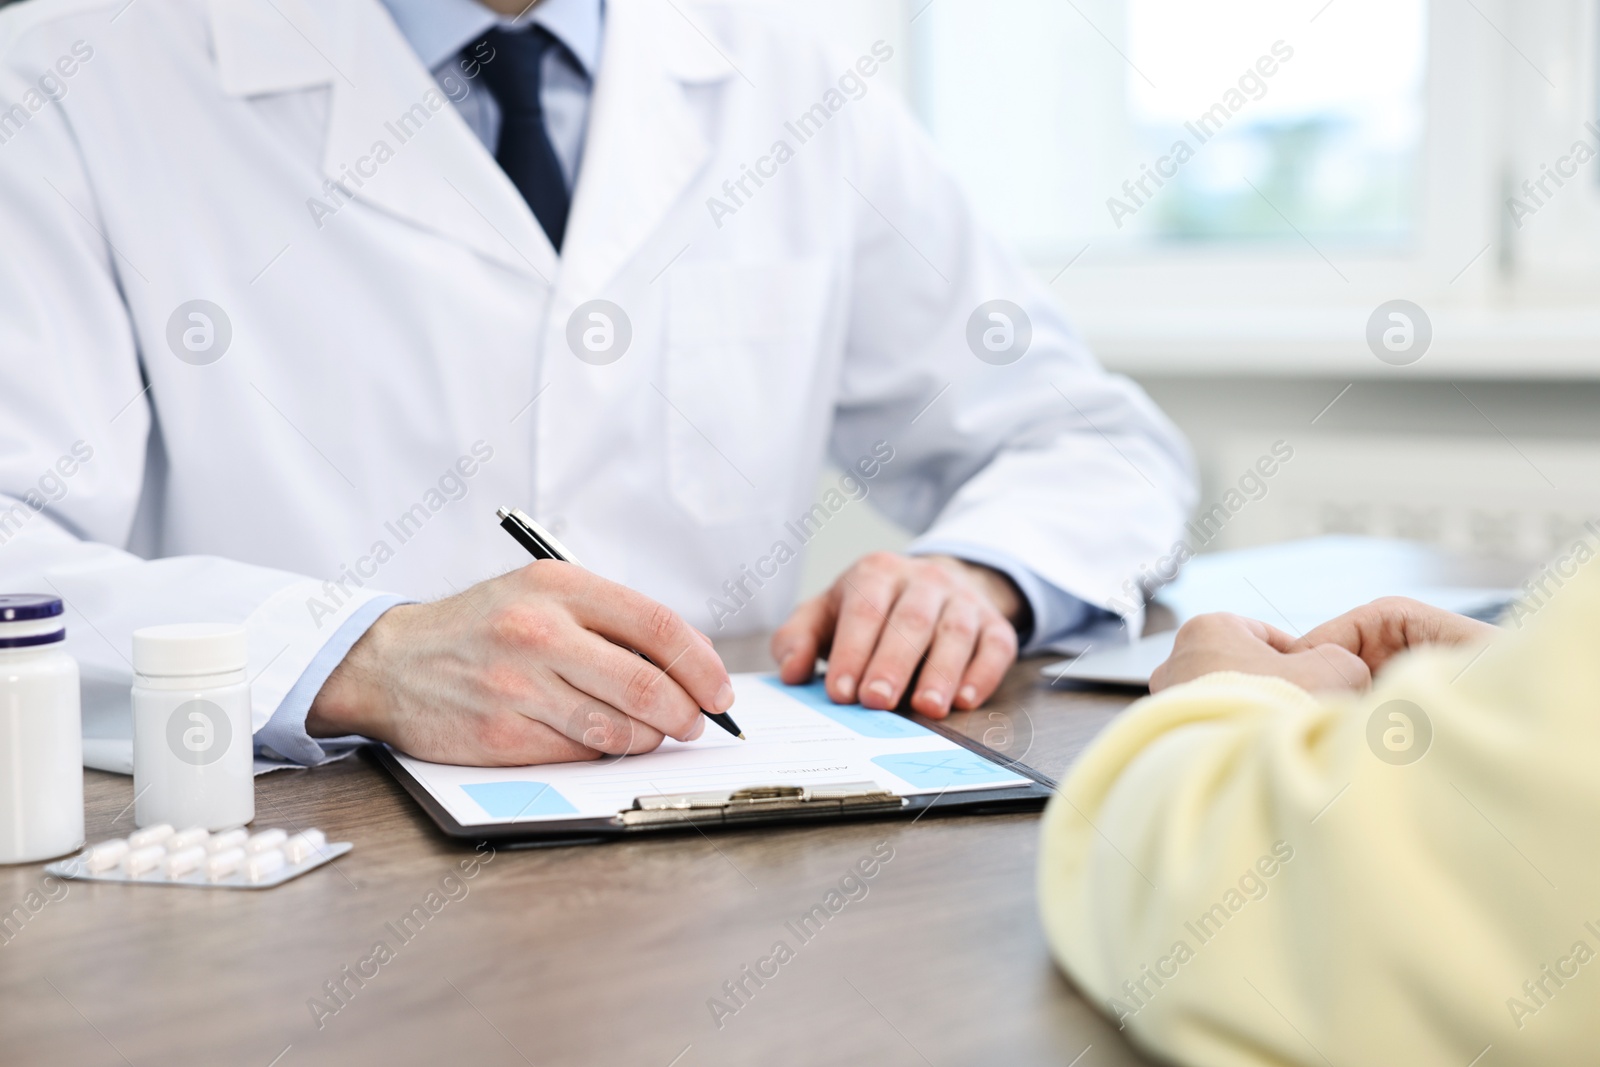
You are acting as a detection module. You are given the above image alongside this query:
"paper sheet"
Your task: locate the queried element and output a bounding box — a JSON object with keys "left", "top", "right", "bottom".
{"left": 393, "top": 674, "right": 1031, "bottom": 827}
{"left": 1045, "top": 537, "right": 1516, "bottom": 688}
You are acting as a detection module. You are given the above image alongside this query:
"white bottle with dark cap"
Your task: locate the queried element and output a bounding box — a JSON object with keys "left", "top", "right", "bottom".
{"left": 0, "top": 594, "right": 84, "bottom": 864}
{"left": 131, "top": 624, "right": 254, "bottom": 831}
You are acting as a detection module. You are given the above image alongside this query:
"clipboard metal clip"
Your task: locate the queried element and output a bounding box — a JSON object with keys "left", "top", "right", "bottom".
{"left": 620, "top": 782, "right": 904, "bottom": 829}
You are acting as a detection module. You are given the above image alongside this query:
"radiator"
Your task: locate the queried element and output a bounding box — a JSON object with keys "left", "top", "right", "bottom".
{"left": 1205, "top": 435, "right": 1600, "bottom": 569}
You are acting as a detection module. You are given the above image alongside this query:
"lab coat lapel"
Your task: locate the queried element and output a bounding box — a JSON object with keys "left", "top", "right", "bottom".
{"left": 209, "top": 0, "right": 342, "bottom": 96}
{"left": 211, "top": 0, "right": 557, "bottom": 282}
{"left": 558, "top": 0, "right": 735, "bottom": 299}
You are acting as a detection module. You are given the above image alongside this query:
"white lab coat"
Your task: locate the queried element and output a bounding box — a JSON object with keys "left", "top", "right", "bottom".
{"left": 0, "top": 0, "right": 1195, "bottom": 751}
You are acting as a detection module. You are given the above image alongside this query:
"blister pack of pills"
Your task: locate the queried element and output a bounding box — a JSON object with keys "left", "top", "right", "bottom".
{"left": 44, "top": 824, "right": 351, "bottom": 889}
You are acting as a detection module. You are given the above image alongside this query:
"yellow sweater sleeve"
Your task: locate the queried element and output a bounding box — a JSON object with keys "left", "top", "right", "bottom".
{"left": 1039, "top": 557, "right": 1600, "bottom": 1067}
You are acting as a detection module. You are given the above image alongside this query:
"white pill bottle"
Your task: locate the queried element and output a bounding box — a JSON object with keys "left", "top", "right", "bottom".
{"left": 131, "top": 624, "right": 254, "bottom": 831}
{"left": 0, "top": 594, "right": 84, "bottom": 864}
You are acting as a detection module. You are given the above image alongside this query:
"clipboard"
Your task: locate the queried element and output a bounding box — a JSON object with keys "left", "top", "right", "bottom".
{"left": 374, "top": 674, "right": 1056, "bottom": 848}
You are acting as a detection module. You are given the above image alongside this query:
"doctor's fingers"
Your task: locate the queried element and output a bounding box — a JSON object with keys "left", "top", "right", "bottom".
{"left": 566, "top": 578, "right": 734, "bottom": 716}
{"left": 823, "top": 563, "right": 903, "bottom": 704}
{"left": 557, "top": 697, "right": 670, "bottom": 758}
{"left": 445, "top": 684, "right": 624, "bottom": 765}
{"left": 491, "top": 666, "right": 668, "bottom": 758}
{"left": 906, "top": 599, "right": 985, "bottom": 718}
{"left": 771, "top": 594, "right": 838, "bottom": 684}
{"left": 858, "top": 579, "right": 953, "bottom": 711}
{"left": 952, "top": 621, "right": 1019, "bottom": 712}
{"left": 555, "top": 629, "right": 707, "bottom": 744}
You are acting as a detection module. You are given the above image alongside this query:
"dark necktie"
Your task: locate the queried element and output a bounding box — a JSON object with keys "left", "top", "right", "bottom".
{"left": 471, "top": 26, "right": 571, "bottom": 251}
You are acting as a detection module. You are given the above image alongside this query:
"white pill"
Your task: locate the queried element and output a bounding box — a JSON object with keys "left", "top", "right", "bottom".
{"left": 125, "top": 845, "right": 167, "bottom": 876}
{"left": 129, "top": 824, "right": 174, "bottom": 849}
{"left": 283, "top": 829, "right": 328, "bottom": 864}
{"left": 205, "top": 848, "right": 246, "bottom": 882}
{"left": 85, "top": 840, "right": 130, "bottom": 872}
{"left": 246, "top": 829, "right": 287, "bottom": 854}
{"left": 166, "top": 828, "right": 210, "bottom": 852}
{"left": 164, "top": 847, "right": 207, "bottom": 878}
{"left": 246, "top": 849, "right": 286, "bottom": 882}
{"left": 207, "top": 828, "right": 249, "bottom": 853}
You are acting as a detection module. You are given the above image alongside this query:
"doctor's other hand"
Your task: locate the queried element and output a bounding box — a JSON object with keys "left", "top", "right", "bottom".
{"left": 1286, "top": 596, "right": 1498, "bottom": 676}
{"left": 306, "top": 562, "right": 734, "bottom": 765}
{"left": 1150, "top": 613, "right": 1372, "bottom": 695}
{"left": 771, "top": 552, "right": 1026, "bottom": 719}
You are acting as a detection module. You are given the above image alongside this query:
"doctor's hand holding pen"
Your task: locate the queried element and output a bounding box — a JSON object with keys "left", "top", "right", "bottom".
{"left": 305, "top": 562, "right": 734, "bottom": 766}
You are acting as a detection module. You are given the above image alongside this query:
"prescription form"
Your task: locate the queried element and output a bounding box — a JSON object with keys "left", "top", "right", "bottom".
{"left": 392, "top": 674, "right": 1032, "bottom": 827}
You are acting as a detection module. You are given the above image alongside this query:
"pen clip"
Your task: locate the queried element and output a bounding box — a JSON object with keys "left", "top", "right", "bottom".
{"left": 497, "top": 506, "right": 584, "bottom": 567}
{"left": 618, "top": 782, "right": 903, "bottom": 828}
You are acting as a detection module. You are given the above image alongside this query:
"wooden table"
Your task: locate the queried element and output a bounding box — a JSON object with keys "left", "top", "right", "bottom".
{"left": 0, "top": 637, "right": 1155, "bottom": 1067}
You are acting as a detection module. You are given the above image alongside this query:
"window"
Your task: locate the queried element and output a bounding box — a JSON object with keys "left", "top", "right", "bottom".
{"left": 1122, "top": 0, "right": 1426, "bottom": 246}
{"left": 907, "top": 0, "right": 1600, "bottom": 358}
{"left": 913, "top": 0, "right": 1430, "bottom": 255}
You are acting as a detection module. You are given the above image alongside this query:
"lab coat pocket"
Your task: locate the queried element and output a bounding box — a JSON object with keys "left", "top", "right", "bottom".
{"left": 664, "top": 258, "right": 831, "bottom": 526}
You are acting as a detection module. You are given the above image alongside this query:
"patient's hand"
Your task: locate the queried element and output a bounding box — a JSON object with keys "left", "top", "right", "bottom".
{"left": 1151, "top": 598, "right": 1498, "bottom": 695}
{"left": 1150, "top": 613, "right": 1371, "bottom": 694}
{"left": 1286, "top": 596, "right": 1497, "bottom": 675}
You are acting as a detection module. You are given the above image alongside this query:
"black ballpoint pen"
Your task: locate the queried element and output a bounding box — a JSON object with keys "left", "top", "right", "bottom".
{"left": 496, "top": 507, "right": 746, "bottom": 740}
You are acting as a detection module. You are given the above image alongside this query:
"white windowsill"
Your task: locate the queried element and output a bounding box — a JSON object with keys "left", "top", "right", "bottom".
{"left": 1073, "top": 307, "right": 1600, "bottom": 379}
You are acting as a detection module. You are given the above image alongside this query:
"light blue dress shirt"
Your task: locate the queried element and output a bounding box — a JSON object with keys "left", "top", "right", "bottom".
{"left": 382, "top": 0, "right": 601, "bottom": 190}
{"left": 257, "top": 0, "right": 1098, "bottom": 765}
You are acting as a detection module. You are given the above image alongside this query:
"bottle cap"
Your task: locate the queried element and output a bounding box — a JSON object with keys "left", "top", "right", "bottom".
{"left": 0, "top": 594, "right": 64, "bottom": 621}
{"left": 132, "top": 624, "right": 248, "bottom": 677}
{"left": 0, "top": 594, "right": 66, "bottom": 647}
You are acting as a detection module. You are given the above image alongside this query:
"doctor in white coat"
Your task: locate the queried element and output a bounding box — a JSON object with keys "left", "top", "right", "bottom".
{"left": 0, "top": 0, "right": 1195, "bottom": 767}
